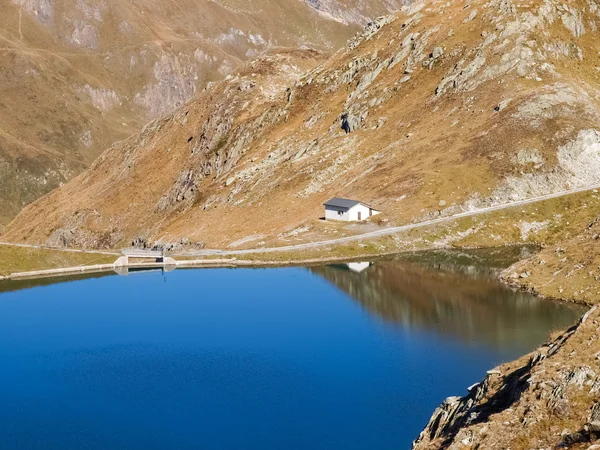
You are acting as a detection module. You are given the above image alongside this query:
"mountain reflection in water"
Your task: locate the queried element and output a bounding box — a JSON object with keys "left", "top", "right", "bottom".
{"left": 312, "top": 256, "right": 585, "bottom": 352}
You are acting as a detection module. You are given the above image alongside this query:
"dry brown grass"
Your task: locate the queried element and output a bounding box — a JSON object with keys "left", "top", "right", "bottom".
{"left": 0, "top": 245, "right": 115, "bottom": 277}
{"left": 0, "top": 0, "right": 383, "bottom": 226}
{"left": 6, "top": 0, "right": 600, "bottom": 251}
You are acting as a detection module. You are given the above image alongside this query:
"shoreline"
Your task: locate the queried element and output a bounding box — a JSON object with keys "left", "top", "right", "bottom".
{"left": 0, "top": 243, "right": 533, "bottom": 281}
{"left": 1, "top": 243, "right": 594, "bottom": 448}
{"left": 412, "top": 306, "right": 599, "bottom": 449}
{"left": 500, "top": 276, "right": 595, "bottom": 308}
{"left": 2, "top": 243, "right": 589, "bottom": 308}
{"left": 2, "top": 252, "right": 393, "bottom": 281}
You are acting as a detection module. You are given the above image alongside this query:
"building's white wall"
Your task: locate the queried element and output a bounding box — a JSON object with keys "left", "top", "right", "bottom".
{"left": 348, "top": 204, "right": 374, "bottom": 221}
{"left": 325, "top": 206, "right": 350, "bottom": 221}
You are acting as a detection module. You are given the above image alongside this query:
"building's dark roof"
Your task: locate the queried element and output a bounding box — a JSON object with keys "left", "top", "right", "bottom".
{"left": 324, "top": 197, "right": 376, "bottom": 210}
{"left": 324, "top": 198, "right": 359, "bottom": 209}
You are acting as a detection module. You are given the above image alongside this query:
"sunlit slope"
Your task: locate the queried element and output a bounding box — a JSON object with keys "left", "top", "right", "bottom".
{"left": 0, "top": 0, "right": 403, "bottom": 225}
{"left": 5, "top": 0, "right": 600, "bottom": 248}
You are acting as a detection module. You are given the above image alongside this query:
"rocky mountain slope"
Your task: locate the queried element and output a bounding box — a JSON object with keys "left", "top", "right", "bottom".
{"left": 0, "top": 0, "right": 403, "bottom": 226}
{"left": 413, "top": 306, "right": 600, "bottom": 449}
{"left": 4, "top": 0, "right": 600, "bottom": 251}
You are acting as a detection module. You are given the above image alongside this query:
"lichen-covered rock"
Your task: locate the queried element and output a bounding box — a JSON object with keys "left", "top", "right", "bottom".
{"left": 155, "top": 170, "right": 198, "bottom": 212}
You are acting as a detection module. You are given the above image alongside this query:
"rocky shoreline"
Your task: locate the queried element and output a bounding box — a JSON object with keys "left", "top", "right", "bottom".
{"left": 413, "top": 292, "right": 600, "bottom": 449}
{"left": 499, "top": 270, "right": 595, "bottom": 309}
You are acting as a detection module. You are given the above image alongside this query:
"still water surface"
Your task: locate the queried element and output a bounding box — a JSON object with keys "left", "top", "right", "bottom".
{"left": 0, "top": 251, "right": 585, "bottom": 449}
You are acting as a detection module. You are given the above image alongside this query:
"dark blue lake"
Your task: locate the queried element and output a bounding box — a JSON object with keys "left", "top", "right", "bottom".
{"left": 0, "top": 252, "right": 585, "bottom": 449}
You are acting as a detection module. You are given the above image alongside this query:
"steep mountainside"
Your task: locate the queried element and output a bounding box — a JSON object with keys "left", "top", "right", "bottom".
{"left": 0, "top": 0, "right": 403, "bottom": 226}
{"left": 4, "top": 0, "right": 600, "bottom": 249}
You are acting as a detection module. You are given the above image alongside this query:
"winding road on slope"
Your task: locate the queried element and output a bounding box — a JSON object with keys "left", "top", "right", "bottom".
{"left": 177, "top": 183, "right": 600, "bottom": 257}
{"left": 1, "top": 183, "right": 600, "bottom": 258}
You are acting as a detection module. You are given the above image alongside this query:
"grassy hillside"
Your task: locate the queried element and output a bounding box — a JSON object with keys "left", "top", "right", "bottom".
{"left": 4, "top": 0, "right": 600, "bottom": 251}
{"left": 0, "top": 0, "right": 403, "bottom": 225}
{"left": 0, "top": 245, "right": 115, "bottom": 276}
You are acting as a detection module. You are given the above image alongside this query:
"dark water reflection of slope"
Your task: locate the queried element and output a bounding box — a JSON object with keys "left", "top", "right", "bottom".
{"left": 312, "top": 248, "right": 585, "bottom": 352}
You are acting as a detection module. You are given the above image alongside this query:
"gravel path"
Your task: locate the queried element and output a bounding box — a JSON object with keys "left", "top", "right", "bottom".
{"left": 178, "top": 184, "right": 600, "bottom": 256}
{"left": 2, "top": 184, "right": 599, "bottom": 258}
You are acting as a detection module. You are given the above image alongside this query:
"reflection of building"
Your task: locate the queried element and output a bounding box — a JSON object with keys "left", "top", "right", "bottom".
{"left": 346, "top": 262, "right": 371, "bottom": 273}
{"left": 311, "top": 260, "right": 584, "bottom": 350}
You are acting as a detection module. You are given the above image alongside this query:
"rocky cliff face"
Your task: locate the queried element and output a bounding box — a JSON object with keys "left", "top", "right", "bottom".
{"left": 0, "top": 0, "right": 402, "bottom": 226}
{"left": 413, "top": 306, "right": 600, "bottom": 449}
{"left": 4, "top": 0, "right": 600, "bottom": 249}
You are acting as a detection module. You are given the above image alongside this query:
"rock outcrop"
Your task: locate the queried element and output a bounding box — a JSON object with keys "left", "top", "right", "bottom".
{"left": 413, "top": 306, "right": 600, "bottom": 449}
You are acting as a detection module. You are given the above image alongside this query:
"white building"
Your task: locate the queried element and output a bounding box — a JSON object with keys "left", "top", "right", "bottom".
{"left": 324, "top": 198, "right": 381, "bottom": 222}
